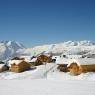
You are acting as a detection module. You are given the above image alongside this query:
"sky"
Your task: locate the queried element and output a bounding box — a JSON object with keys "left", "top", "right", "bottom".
{"left": 0, "top": 0, "right": 95, "bottom": 47}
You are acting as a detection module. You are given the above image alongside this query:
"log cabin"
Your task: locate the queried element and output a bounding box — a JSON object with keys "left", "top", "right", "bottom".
{"left": 37, "top": 54, "right": 52, "bottom": 63}
{"left": 57, "top": 64, "right": 68, "bottom": 72}
{"left": 9, "top": 60, "right": 31, "bottom": 73}
{"left": 67, "top": 58, "right": 95, "bottom": 75}
{"left": 32, "top": 54, "right": 52, "bottom": 66}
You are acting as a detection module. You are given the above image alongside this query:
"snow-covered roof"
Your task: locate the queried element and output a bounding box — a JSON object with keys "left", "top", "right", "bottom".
{"left": 19, "top": 56, "right": 33, "bottom": 62}
{"left": 0, "top": 64, "right": 5, "bottom": 68}
{"left": 37, "top": 53, "right": 51, "bottom": 57}
{"left": 8, "top": 60, "right": 23, "bottom": 67}
{"left": 44, "top": 53, "right": 51, "bottom": 57}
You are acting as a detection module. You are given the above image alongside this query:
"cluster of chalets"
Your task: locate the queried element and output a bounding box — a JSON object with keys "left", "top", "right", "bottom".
{"left": 0, "top": 54, "right": 53, "bottom": 73}
{"left": 0, "top": 53, "right": 95, "bottom": 76}
{"left": 57, "top": 58, "right": 95, "bottom": 76}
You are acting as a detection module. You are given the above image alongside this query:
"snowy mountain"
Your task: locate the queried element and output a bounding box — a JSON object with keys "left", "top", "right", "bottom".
{"left": 63, "top": 40, "right": 95, "bottom": 46}
{"left": 24, "top": 40, "right": 95, "bottom": 56}
{"left": 0, "top": 41, "right": 25, "bottom": 61}
{"left": 0, "top": 40, "right": 95, "bottom": 61}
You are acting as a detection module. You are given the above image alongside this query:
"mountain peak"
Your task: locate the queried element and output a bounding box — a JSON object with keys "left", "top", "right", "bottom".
{"left": 0, "top": 41, "right": 25, "bottom": 49}
{"left": 0, "top": 41, "right": 25, "bottom": 60}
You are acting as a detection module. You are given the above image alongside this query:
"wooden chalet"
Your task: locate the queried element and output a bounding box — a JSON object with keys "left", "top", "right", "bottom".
{"left": 9, "top": 60, "right": 31, "bottom": 73}
{"left": 68, "top": 59, "right": 95, "bottom": 75}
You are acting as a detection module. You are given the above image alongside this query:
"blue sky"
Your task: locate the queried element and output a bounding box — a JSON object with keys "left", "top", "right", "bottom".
{"left": 0, "top": 0, "right": 95, "bottom": 47}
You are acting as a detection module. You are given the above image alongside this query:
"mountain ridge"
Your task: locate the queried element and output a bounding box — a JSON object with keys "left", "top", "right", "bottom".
{"left": 24, "top": 40, "right": 95, "bottom": 56}
{"left": 0, "top": 40, "right": 95, "bottom": 61}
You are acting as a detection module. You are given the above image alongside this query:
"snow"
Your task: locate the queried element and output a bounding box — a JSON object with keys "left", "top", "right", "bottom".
{"left": 1, "top": 41, "right": 95, "bottom": 95}
{"left": 0, "top": 63, "right": 56, "bottom": 79}
{"left": 0, "top": 63, "right": 95, "bottom": 95}
{"left": 0, "top": 41, "right": 25, "bottom": 61}
{"left": 1, "top": 40, "right": 95, "bottom": 61}
{"left": 52, "top": 56, "right": 60, "bottom": 59}
{"left": 0, "top": 63, "right": 95, "bottom": 81}
{"left": 56, "top": 57, "right": 73, "bottom": 64}
{"left": 67, "top": 58, "right": 95, "bottom": 66}
{"left": 25, "top": 40, "right": 95, "bottom": 56}
{"left": 55, "top": 57, "right": 95, "bottom": 66}
{"left": 30, "top": 58, "right": 37, "bottom": 62}
{"left": 61, "top": 54, "right": 82, "bottom": 58}
{"left": 20, "top": 56, "right": 32, "bottom": 62}
{"left": 0, "top": 79, "right": 95, "bottom": 95}
{"left": 47, "top": 70, "right": 95, "bottom": 81}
